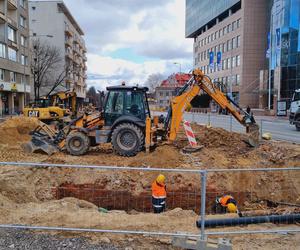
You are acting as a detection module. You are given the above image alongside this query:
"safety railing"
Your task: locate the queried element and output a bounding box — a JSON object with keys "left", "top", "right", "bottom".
{"left": 0, "top": 162, "right": 299, "bottom": 245}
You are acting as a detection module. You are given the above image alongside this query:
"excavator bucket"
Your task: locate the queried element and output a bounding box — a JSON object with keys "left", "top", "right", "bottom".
{"left": 21, "top": 121, "right": 59, "bottom": 155}
{"left": 246, "top": 124, "right": 260, "bottom": 147}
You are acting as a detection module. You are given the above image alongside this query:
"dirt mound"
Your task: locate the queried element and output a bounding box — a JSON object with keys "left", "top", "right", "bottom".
{"left": 0, "top": 117, "right": 38, "bottom": 145}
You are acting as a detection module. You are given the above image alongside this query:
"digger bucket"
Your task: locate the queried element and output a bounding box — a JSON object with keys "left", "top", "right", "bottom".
{"left": 246, "top": 124, "right": 260, "bottom": 147}
{"left": 21, "top": 138, "right": 58, "bottom": 155}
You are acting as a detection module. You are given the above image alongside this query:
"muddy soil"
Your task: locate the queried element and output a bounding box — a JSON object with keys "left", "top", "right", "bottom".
{"left": 0, "top": 117, "right": 299, "bottom": 249}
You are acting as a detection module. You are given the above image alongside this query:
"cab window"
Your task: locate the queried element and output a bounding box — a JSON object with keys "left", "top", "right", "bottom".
{"left": 124, "top": 91, "right": 145, "bottom": 118}
{"left": 105, "top": 91, "right": 124, "bottom": 114}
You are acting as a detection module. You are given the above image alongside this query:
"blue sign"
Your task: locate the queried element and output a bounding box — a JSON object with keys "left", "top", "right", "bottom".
{"left": 209, "top": 52, "right": 214, "bottom": 69}
{"left": 217, "top": 52, "right": 222, "bottom": 70}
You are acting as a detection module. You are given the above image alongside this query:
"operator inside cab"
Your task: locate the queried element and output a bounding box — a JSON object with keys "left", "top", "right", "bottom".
{"left": 214, "top": 194, "right": 242, "bottom": 217}
{"left": 152, "top": 174, "right": 167, "bottom": 213}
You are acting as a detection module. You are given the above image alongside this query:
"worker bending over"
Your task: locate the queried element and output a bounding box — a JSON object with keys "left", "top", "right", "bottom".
{"left": 215, "top": 195, "right": 242, "bottom": 217}
{"left": 152, "top": 174, "right": 167, "bottom": 213}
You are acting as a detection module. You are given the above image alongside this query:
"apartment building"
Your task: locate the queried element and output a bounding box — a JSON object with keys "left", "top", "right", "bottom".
{"left": 0, "top": 0, "right": 30, "bottom": 115}
{"left": 29, "top": 1, "right": 87, "bottom": 104}
{"left": 186, "top": 0, "right": 270, "bottom": 108}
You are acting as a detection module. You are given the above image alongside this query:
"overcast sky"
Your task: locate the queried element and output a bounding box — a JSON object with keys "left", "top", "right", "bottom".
{"left": 36, "top": 0, "right": 193, "bottom": 90}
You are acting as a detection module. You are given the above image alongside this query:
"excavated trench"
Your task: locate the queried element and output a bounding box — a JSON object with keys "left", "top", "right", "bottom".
{"left": 52, "top": 183, "right": 251, "bottom": 213}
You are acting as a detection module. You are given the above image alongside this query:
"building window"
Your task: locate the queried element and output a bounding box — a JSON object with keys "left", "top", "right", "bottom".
{"left": 237, "top": 35, "right": 241, "bottom": 47}
{"left": 21, "top": 54, "right": 27, "bottom": 65}
{"left": 20, "top": 0, "right": 26, "bottom": 8}
{"left": 20, "top": 16, "right": 26, "bottom": 28}
{"left": 8, "top": 47, "right": 17, "bottom": 62}
{"left": 211, "top": 33, "right": 213, "bottom": 41}
{"left": 0, "top": 43, "right": 6, "bottom": 58}
{"left": 236, "top": 75, "right": 240, "bottom": 85}
{"left": 232, "top": 21, "right": 236, "bottom": 30}
{"left": 236, "top": 55, "right": 241, "bottom": 66}
{"left": 10, "top": 72, "right": 16, "bottom": 83}
{"left": 237, "top": 18, "right": 241, "bottom": 28}
{"left": 227, "top": 58, "right": 231, "bottom": 69}
{"left": 219, "top": 29, "right": 221, "bottom": 38}
{"left": 0, "top": 69, "right": 4, "bottom": 81}
{"left": 32, "top": 6, "right": 36, "bottom": 10}
{"left": 160, "top": 92, "right": 163, "bottom": 97}
{"left": 227, "top": 40, "right": 231, "bottom": 51}
{"left": 232, "top": 37, "right": 236, "bottom": 49}
{"left": 223, "top": 27, "right": 226, "bottom": 35}
{"left": 232, "top": 56, "right": 236, "bottom": 68}
{"left": 215, "top": 31, "right": 217, "bottom": 39}
{"left": 7, "top": 27, "right": 17, "bottom": 42}
{"left": 21, "top": 35, "right": 26, "bottom": 47}
{"left": 227, "top": 24, "right": 231, "bottom": 33}
{"left": 208, "top": 35, "right": 210, "bottom": 43}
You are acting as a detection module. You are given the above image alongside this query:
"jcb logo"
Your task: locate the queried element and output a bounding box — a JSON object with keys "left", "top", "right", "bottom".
{"left": 28, "top": 110, "right": 39, "bottom": 117}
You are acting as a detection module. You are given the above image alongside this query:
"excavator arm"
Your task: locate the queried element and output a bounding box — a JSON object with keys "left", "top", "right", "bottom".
{"left": 165, "top": 69, "right": 259, "bottom": 147}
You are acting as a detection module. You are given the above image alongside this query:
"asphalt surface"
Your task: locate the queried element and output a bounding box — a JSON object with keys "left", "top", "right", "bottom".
{"left": 154, "top": 112, "right": 300, "bottom": 144}
{"left": 0, "top": 228, "right": 119, "bottom": 250}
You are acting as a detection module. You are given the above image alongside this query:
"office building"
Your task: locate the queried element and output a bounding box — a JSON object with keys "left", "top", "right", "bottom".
{"left": 186, "top": 0, "right": 270, "bottom": 108}
{"left": 268, "top": 0, "right": 300, "bottom": 105}
{"left": 0, "top": 0, "right": 30, "bottom": 115}
{"left": 29, "top": 1, "right": 87, "bottom": 104}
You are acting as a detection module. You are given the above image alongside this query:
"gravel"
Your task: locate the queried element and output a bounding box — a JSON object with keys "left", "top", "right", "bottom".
{"left": 0, "top": 228, "right": 119, "bottom": 250}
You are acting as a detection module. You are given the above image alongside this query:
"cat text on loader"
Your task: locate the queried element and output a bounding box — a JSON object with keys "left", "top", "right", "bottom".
{"left": 23, "top": 69, "right": 259, "bottom": 157}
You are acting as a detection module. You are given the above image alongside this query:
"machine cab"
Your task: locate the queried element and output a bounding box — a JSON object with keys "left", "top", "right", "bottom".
{"left": 291, "top": 89, "right": 300, "bottom": 114}
{"left": 103, "top": 85, "right": 150, "bottom": 126}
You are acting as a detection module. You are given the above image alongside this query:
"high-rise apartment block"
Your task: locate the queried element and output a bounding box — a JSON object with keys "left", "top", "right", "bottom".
{"left": 0, "top": 0, "right": 30, "bottom": 115}
{"left": 186, "top": 0, "right": 270, "bottom": 108}
{"left": 29, "top": 1, "right": 87, "bottom": 103}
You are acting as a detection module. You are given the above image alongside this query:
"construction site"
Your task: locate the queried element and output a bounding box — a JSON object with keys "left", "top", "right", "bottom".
{"left": 0, "top": 114, "right": 299, "bottom": 249}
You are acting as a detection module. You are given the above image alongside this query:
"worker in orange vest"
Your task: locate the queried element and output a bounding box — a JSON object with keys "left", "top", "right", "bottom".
{"left": 214, "top": 195, "right": 242, "bottom": 217}
{"left": 152, "top": 174, "right": 167, "bottom": 213}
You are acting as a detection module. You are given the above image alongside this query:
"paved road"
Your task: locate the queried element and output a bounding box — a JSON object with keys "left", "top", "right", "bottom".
{"left": 153, "top": 112, "right": 300, "bottom": 144}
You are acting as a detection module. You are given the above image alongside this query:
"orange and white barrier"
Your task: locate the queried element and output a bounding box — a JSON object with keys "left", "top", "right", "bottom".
{"left": 183, "top": 120, "right": 197, "bottom": 147}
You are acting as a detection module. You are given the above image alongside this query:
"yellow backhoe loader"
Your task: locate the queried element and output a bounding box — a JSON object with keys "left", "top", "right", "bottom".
{"left": 23, "top": 69, "right": 259, "bottom": 156}
{"left": 23, "top": 90, "right": 77, "bottom": 122}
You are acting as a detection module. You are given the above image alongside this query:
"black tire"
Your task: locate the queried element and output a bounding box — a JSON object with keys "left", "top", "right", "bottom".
{"left": 66, "top": 131, "right": 90, "bottom": 156}
{"left": 296, "top": 117, "right": 300, "bottom": 131}
{"left": 111, "top": 123, "right": 144, "bottom": 157}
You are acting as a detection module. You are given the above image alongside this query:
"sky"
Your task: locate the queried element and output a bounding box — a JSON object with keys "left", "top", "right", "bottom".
{"left": 35, "top": 0, "right": 194, "bottom": 90}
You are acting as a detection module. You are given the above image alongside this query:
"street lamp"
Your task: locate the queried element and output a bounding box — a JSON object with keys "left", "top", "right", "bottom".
{"left": 23, "top": 34, "right": 53, "bottom": 107}
{"left": 173, "top": 62, "right": 181, "bottom": 75}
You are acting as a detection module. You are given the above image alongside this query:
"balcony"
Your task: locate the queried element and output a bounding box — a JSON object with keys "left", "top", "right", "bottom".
{"left": 0, "top": 11, "right": 6, "bottom": 24}
{"left": 65, "top": 25, "right": 73, "bottom": 37}
{"left": 65, "top": 50, "right": 73, "bottom": 60}
{"left": 65, "top": 39, "right": 72, "bottom": 47}
{"left": 7, "top": 17, "right": 17, "bottom": 28}
{"left": 8, "top": 0, "right": 17, "bottom": 10}
{"left": 8, "top": 39, "right": 18, "bottom": 49}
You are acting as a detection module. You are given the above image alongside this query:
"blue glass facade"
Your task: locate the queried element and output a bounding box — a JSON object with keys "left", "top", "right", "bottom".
{"left": 269, "top": 0, "right": 300, "bottom": 99}
{"left": 185, "top": 0, "right": 240, "bottom": 38}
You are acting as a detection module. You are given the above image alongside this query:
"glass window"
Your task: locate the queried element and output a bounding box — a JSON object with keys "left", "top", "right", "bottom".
{"left": 0, "top": 43, "right": 6, "bottom": 58}
{"left": 236, "top": 75, "right": 240, "bottom": 85}
{"left": 232, "top": 37, "right": 236, "bottom": 49}
{"left": 237, "top": 18, "right": 241, "bottom": 28}
{"left": 208, "top": 36, "right": 210, "bottom": 43}
{"left": 21, "top": 55, "right": 27, "bottom": 65}
{"left": 20, "top": 16, "right": 26, "bottom": 28}
{"left": 0, "top": 69, "right": 4, "bottom": 81}
{"left": 237, "top": 35, "right": 241, "bottom": 47}
{"left": 105, "top": 91, "right": 124, "bottom": 114}
{"left": 10, "top": 72, "right": 16, "bottom": 82}
{"left": 223, "top": 27, "right": 226, "bottom": 35}
{"left": 124, "top": 91, "right": 145, "bottom": 117}
{"left": 21, "top": 35, "right": 26, "bottom": 47}
{"left": 227, "top": 24, "right": 231, "bottom": 33}
{"left": 227, "top": 58, "right": 231, "bottom": 69}
{"left": 211, "top": 33, "right": 213, "bottom": 41}
{"left": 7, "top": 27, "right": 16, "bottom": 42}
{"left": 232, "top": 56, "right": 236, "bottom": 68}
{"left": 232, "top": 21, "right": 236, "bottom": 30}
{"left": 215, "top": 31, "right": 217, "bottom": 39}
{"left": 8, "top": 47, "right": 17, "bottom": 61}
{"left": 227, "top": 40, "right": 231, "bottom": 51}
{"left": 219, "top": 29, "right": 221, "bottom": 38}
{"left": 236, "top": 55, "right": 241, "bottom": 66}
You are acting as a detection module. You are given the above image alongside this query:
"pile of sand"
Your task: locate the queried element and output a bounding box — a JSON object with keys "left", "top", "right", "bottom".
{"left": 0, "top": 117, "right": 39, "bottom": 145}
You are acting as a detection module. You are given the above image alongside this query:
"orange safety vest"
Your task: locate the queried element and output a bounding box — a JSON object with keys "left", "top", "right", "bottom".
{"left": 152, "top": 181, "right": 166, "bottom": 199}
{"left": 219, "top": 195, "right": 234, "bottom": 207}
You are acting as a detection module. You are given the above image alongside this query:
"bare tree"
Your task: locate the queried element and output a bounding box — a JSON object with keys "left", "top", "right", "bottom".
{"left": 31, "top": 39, "right": 68, "bottom": 100}
{"left": 144, "top": 73, "right": 165, "bottom": 92}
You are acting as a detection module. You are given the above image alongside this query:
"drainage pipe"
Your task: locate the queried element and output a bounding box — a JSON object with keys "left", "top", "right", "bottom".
{"left": 196, "top": 214, "right": 300, "bottom": 228}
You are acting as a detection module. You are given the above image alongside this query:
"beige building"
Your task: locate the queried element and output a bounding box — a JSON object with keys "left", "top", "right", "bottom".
{"left": 0, "top": 0, "right": 31, "bottom": 115}
{"left": 187, "top": 0, "right": 270, "bottom": 108}
{"left": 29, "top": 1, "right": 87, "bottom": 103}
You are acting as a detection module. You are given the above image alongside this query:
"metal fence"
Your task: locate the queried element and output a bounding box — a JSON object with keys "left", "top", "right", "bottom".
{"left": 0, "top": 162, "right": 299, "bottom": 242}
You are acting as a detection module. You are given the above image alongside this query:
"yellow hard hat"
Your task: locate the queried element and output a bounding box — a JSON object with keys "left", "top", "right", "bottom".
{"left": 227, "top": 203, "right": 237, "bottom": 213}
{"left": 156, "top": 174, "right": 165, "bottom": 184}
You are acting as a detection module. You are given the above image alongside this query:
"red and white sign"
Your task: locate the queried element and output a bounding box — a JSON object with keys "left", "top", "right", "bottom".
{"left": 183, "top": 120, "right": 197, "bottom": 147}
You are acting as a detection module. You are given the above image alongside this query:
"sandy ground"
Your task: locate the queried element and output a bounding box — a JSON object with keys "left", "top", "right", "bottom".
{"left": 0, "top": 117, "right": 299, "bottom": 249}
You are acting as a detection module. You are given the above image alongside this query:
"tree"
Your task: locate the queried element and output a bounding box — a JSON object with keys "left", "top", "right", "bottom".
{"left": 144, "top": 73, "right": 165, "bottom": 92}
{"left": 31, "top": 39, "right": 69, "bottom": 100}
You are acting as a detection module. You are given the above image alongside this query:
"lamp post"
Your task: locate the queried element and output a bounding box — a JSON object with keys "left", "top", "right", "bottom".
{"left": 173, "top": 62, "right": 181, "bottom": 75}
{"left": 23, "top": 34, "right": 53, "bottom": 107}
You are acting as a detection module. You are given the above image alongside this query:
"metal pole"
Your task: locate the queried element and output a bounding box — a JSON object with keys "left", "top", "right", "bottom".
{"left": 200, "top": 171, "right": 207, "bottom": 240}
{"left": 230, "top": 114, "right": 233, "bottom": 132}
{"left": 260, "top": 119, "right": 263, "bottom": 140}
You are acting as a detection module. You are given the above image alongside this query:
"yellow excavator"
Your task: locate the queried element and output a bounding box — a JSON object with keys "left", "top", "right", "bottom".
{"left": 23, "top": 69, "right": 259, "bottom": 156}
{"left": 23, "top": 90, "right": 77, "bottom": 122}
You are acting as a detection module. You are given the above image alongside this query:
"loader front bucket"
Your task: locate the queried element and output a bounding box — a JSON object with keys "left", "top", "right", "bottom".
{"left": 21, "top": 138, "right": 58, "bottom": 155}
